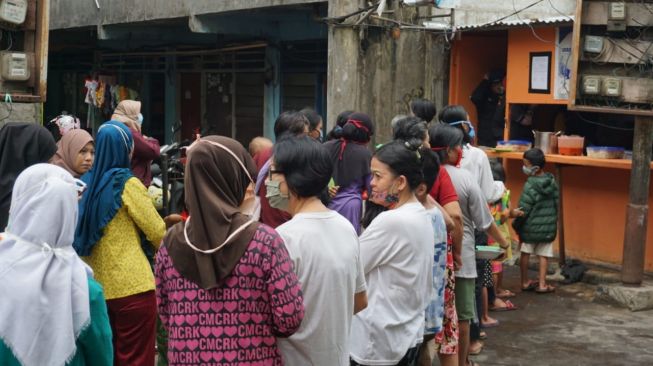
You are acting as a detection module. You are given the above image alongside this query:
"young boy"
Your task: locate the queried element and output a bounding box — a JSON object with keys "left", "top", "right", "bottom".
{"left": 512, "top": 148, "right": 559, "bottom": 294}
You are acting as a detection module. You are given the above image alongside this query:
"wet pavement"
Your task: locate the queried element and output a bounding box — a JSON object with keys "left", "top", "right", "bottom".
{"left": 438, "top": 266, "right": 653, "bottom": 366}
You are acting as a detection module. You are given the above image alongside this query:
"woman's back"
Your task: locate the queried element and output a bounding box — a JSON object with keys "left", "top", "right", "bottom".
{"left": 0, "top": 277, "right": 113, "bottom": 366}
{"left": 83, "top": 177, "right": 165, "bottom": 300}
{"left": 155, "top": 224, "right": 304, "bottom": 365}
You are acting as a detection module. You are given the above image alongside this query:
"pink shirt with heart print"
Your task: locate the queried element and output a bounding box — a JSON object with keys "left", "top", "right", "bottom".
{"left": 155, "top": 224, "right": 305, "bottom": 365}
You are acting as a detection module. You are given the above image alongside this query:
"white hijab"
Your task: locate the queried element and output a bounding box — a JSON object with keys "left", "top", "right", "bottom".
{"left": 0, "top": 164, "right": 91, "bottom": 366}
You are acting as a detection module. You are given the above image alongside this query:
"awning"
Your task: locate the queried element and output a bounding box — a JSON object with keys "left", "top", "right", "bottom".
{"left": 453, "top": 15, "right": 574, "bottom": 31}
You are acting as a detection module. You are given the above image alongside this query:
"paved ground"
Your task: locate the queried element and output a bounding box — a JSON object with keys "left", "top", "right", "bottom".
{"left": 434, "top": 266, "right": 653, "bottom": 366}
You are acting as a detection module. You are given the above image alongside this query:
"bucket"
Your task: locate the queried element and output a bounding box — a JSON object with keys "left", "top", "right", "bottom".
{"left": 533, "top": 131, "right": 559, "bottom": 154}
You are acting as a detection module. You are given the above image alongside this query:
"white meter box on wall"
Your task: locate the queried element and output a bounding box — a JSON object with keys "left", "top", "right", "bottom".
{"left": 0, "top": 51, "right": 31, "bottom": 81}
{"left": 0, "top": 0, "right": 27, "bottom": 25}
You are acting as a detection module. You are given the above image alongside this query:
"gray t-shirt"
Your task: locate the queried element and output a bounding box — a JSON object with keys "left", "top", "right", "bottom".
{"left": 276, "top": 210, "right": 366, "bottom": 366}
{"left": 445, "top": 165, "right": 494, "bottom": 278}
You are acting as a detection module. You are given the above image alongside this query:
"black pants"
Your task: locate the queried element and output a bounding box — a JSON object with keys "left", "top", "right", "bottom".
{"left": 351, "top": 346, "right": 420, "bottom": 366}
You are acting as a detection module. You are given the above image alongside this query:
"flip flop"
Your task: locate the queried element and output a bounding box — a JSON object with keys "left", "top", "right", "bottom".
{"left": 469, "top": 342, "right": 484, "bottom": 356}
{"left": 521, "top": 281, "right": 538, "bottom": 292}
{"left": 536, "top": 285, "right": 555, "bottom": 294}
{"left": 490, "top": 300, "right": 518, "bottom": 312}
{"left": 496, "top": 289, "right": 516, "bottom": 298}
{"left": 479, "top": 331, "right": 487, "bottom": 340}
{"left": 481, "top": 319, "right": 500, "bottom": 328}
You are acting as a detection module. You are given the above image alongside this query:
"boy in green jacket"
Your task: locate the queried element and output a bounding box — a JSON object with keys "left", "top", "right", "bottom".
{"left": 512, "top": 148, "right": 559, "bottom": 294}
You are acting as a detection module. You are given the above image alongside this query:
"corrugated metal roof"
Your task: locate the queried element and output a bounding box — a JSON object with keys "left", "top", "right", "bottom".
{"left": 453, "top": 15, "right": 574, "bottom": 30}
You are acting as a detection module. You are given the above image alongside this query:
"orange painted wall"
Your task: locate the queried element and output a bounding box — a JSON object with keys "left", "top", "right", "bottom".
{"left": 506, "top": 27, "right": 567, "bottom": 105}
{"left": 505, "top": 159, "right": 653, "bottom": 272}
{"left": 449, "top": 32, "right": 507, "bottom": 126}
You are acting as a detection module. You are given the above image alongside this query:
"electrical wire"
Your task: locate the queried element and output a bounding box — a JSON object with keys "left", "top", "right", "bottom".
{"left": 512, "top": 0, "right": 555, "bottom": 44}
{"left": 575, "top": 112, "right": 634, "bottom": 132}
{"left": 546, "top": 0, "right": 574, "bottom": 22}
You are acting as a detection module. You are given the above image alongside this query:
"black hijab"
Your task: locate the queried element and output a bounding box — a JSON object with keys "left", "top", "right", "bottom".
{"left": 324, "top": 112, "right": 374, "bottom": 187}
{"left": 0, "top": 123, "right": 57, "bottom": 229}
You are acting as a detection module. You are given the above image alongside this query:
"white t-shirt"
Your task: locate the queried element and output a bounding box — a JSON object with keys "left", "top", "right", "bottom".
{"left": 276, "top": 210, "right": 366, "bottom": 366}
{"left": 444, "top": 165, "right": 494, "bottom": 278}
{"left": 461, "top": 144, "right": 495, "bottom": 203}
{"left": 350, "top": 202, "right": 434, "bottom": 365}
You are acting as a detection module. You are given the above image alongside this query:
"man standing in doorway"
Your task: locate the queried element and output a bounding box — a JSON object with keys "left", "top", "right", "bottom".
{"left": 471, "top": 70, "right": 506, "bottom": 147}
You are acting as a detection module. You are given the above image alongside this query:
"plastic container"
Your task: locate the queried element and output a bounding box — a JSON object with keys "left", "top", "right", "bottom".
{"left": 496, "top": 140, "right": 532, "bottom": 152}
{"left": 476, "top": 246, "right": 504, "bottom": 260}
{"left": 624, "top": 150, "right": 633, "bottom": 160}
{"left": 557, "top": 135, "right": 585, "bottom": 156}
{"left": 586, "top": 146, "right": 625, "bottom": 159}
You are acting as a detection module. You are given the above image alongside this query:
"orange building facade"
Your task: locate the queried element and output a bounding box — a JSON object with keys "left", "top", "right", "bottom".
{"left": 448, "top": 25, "right": 653, "bottom": 272}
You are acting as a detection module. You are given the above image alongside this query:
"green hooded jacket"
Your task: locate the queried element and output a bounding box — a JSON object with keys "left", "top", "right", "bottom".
{"left": 512, "top": 172, "right": 559, "bottom": 243}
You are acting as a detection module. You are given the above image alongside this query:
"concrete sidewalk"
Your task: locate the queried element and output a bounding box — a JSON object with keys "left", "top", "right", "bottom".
{"left": 441, "top": 266, "right": 653, "bottom": 366}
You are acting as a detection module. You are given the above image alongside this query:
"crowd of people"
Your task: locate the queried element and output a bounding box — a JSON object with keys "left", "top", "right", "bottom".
{"left": 0, "top": 97, "right": 559, "bottom": 366}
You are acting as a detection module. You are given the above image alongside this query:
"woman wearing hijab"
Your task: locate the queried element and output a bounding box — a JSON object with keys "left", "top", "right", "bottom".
{"left": 74, "top": 120, "right": 166, "bottom": 366}
{"left": 0, "top": 164, "right": 113, "bottom": 366}
{"left": 155, "top": 136, "right": 305, "bottom": 365}
{"left": 51, "top": 129, "right": 95, "bottom": 178}
{"left": 323, "top": 112, "right": 374, "bottom": 233}
{"left": 111, "top": 100, "right": 160, "bottom": 187}
{"left": 0, "top": 122, "right": 57, "bottom": 230}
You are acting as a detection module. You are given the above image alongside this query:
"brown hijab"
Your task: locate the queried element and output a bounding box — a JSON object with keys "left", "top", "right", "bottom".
{"left": 165, "top": 136, "right": 259, "bottom": 290}
{"left": 111, "top": 100, "right": 141, "bottom": 131}
{"left": 51, "top": 129, "right": 94, "bottom": 178}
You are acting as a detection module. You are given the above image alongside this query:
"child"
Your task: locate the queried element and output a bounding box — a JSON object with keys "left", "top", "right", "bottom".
{"left": 488, "top": 160, "right": 515, "bottom": 300}
{"left": 512, "top": 148, "right": 559, "bottom": 294}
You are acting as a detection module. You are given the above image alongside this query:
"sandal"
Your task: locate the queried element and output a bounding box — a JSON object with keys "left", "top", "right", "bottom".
{"left": 496, "top": 289, "right": 516, "bottom": 298}
{"left": 536, "top": 284, "right": 555, "bottom": 294}
{"left": 469, "top": 342, "right": 484, "bottom": 355}
{"left": 521, "top": 281, "right": 538, "bottom": 292}
{"left": 490, "top": 299, "right": 518, "bottom": 312}
{"left": 479, "top": 331, "right": 487, "bottom": 340}
{"left": 480, "top": 319, "right": 500, "bottom": 328}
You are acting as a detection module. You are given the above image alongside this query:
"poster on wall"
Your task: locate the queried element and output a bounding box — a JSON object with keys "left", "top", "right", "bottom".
{"left": 554, "top": 26, "right": 573, "bottom": 100}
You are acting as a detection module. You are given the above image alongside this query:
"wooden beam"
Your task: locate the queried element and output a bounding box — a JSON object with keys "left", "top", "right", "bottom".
{"left": 622, "top": 116, "right": 653, "bottom": 285}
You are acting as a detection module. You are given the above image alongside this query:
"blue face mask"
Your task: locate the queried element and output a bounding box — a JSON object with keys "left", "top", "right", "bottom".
{"left": 137, "top": 113, "right": 144, "bottom": 125}
{"left": 449, "top": 120, "right": 475, "bottom": 140}
{"left": 318, "top": 129, "right": 324, "bottom": 142}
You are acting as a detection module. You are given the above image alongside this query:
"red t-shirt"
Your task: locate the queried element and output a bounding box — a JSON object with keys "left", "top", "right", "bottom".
{"left": 429, "top": 168, "right": 458, "bottom": 206}
{"left": 255, "top": 148, "right": 291, "bottom": 229}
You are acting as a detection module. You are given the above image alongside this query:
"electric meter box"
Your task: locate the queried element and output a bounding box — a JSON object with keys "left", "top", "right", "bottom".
{"left": 0, "top": 0, "right": 27, "bottom": 25}
{"left": 583, "top": 36, "right": 604, "bottom": 54}
{"left": 608, "top": 2, "right": 626, "bottom": 20}
{"left": 602, "top": 77, "right": 622, "bottom": 97}
{"left": 582, "top": 76, "right": 601, "bottom": 95}
{"left": 0, "top": 52, "right": 31, "bottom": 81}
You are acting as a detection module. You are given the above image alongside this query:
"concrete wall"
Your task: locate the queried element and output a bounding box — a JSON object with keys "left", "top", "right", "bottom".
{"left": 50, "top": 0, "right": 326, "bottom": 30}
{"left": 0, "top": 103, "right": 42, "bottom": 128}
{"left": 327, "top": 3, "right": 449, "bottom": 145}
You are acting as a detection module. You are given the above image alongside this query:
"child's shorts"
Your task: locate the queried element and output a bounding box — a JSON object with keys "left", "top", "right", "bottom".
{"left": 521, "top": 242, "right": 554, "bottom": 258}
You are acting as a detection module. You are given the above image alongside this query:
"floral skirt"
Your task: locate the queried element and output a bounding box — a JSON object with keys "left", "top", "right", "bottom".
{"left": 434, "top": 241, "right": 459, "bottom": 355}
